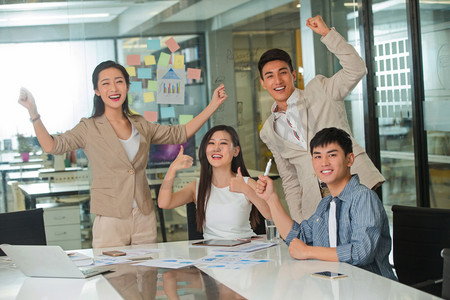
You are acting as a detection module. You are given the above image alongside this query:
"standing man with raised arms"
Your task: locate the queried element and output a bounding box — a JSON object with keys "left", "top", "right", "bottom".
{"left": 258, "top": 15, "right": 385, "bottom": 223}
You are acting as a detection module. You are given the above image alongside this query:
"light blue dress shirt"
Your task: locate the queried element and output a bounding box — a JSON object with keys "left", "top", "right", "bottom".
{"left": 285, "top": 175, "right": 397, "bottom": 280}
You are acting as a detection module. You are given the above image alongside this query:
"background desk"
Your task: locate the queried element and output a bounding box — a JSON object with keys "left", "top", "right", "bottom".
{"left": 0, "top": 240, "right": 440, "bottom": 300}
{"left": 0, "top": 164, "right": 42, "bottom": 212}
{"left": 18, "top": 179, "right": 170, "bottom": 242}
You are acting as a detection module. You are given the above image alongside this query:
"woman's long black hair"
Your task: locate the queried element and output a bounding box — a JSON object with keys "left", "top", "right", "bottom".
{"left": 196, "top": 125, "right": 260, "bottom": 231}
{"left": 91, "top": 60, "right": 136, "bottom": 118}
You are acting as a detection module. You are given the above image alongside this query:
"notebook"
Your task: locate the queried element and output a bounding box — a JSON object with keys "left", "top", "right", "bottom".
{"left": 0, "top": 244, "right": 112, "bottom": 279}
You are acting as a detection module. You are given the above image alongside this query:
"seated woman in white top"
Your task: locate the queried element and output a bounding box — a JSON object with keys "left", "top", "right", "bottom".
{"left": 158, "top": 125, "right": 271, "bottom": 240}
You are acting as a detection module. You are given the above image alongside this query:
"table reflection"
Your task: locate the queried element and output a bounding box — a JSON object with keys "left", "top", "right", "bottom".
{"left": 104, "top": 264, "right": 246, "bottom": 300}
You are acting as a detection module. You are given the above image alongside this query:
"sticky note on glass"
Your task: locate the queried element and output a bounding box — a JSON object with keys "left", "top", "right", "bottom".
{"left": 143, "top": 92, "right": 155, "bottom": 103}
{"left": 179, "top": 114, "right": 193, "bottom": 125}
{"left": 165, "top": 37, "right": 180, "bottom": 53}
{"left": 161, "top": 107, "right": 175, "bottom": 119}
{"left": 137, "top": 68, "right": 152, "bottom": 79}
{"left": 158, "top": 53, "right": 171, "bottom": 67}
{"left": 128, "top": 94, "right": 133, "bottom": 105}
{"left": 129, "top": 81, "right": 143, "bottom": 93}
{"left": 147, "top": 40, "right": 160, "bottom": 50}
{"left": 144, "top": 55, "right": 156, "bottom": 65}
{"left": 144, "top": 111, "right": 158, "bottom": 122}
{"left": 125, "top": 66, "right": 136, "bottom": 77}
{"left": 173, "top": 55, "right": 185, "bottom": 69}
{"left": 187, "top": 68, "right": 201, "bottom": 80}
{"left": 127, "top": 55, "right": 141, "bottom": 66}
{"left": 147, "top": 80, "right": 158, "bottom": 92}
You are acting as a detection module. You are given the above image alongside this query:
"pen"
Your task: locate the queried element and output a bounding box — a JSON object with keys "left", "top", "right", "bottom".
{"left": 264, "top": 159, "right": 272, "bottom": 176}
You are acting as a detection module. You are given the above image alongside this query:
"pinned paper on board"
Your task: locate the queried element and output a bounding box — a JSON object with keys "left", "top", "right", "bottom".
{"left": 143, "top": 92, "right": 155, "bottom": 103}
{"left": 173, "top": 55, "right": 185, "bottom": 69}
{"left": 179, "top": 114, "right": 193, "bottom": 125}
{"left": 137, "top": 68, "right": 152, "bottom": 79}
{"left": 127, "top": 55, "right": 141, "bottom": 66}
{"left": 157, "top": 65, "right": 186, "bottom": 105}
{"left": 125, "top": 66, "right": 136, "bottom": 77}
{"left": 161, "top": 107, "right": 176, "bottom": 119}
{"left": 144, "top": 55, "right": 156, "bottom": 65}
{"left": 158, "top": 52, "right": 171, "bottom": 67}
{"left": 187, "top": 68, "right": 201, "bottom": 80}
{"left": 147, "top": 39, "right": 160, "bottom": 50}
{"left": 147, "top": 80, "right": 158, "bottom": 92}
{"left": 129, "top": 81, "right": 143, "bottom": 93}
{"left": 165, "top": 37, "right": 180, "bottom": 53}
{"left": 144, "top": 111, "right": 158, "bottom": 122}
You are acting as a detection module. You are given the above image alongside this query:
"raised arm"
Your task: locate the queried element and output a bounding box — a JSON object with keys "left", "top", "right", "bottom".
{"left": 255, "top": 176, "right": 293, "bottom": 240}
{"left": 184, "top": 84, "right": 227, "bottom": 138}
{"left": 17, "top": 87, "right": 55, "bottom": 153}
{"left": 158, "top": 146, "right": 196, "bottom": 209}
{"left": 229, "top": 167, "right": 272, "bottom": 219}
{"left": 306, "top": 15, "right": 331, "bottom": 37}
{"left": 307, "top": 15, "right": 367, "bottom": 101}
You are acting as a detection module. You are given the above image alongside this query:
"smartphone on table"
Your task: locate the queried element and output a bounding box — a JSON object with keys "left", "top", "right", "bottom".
{"left": 102, "top": 250, "right": 126, "bottom": 257}
{"left": 312, "top": 271, "right": 348, "bottom": 279}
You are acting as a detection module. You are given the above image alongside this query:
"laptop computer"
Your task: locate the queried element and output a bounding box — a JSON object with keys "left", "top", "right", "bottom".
{"left": 0, "top": 244, "right": 112, "bottom": 278}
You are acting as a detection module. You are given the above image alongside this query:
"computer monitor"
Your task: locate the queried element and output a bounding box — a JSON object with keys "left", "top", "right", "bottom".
{"left": 147, "top": 137, "right": 196, "bottom": 169}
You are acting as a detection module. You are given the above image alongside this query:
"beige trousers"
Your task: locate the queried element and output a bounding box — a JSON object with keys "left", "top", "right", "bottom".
{"left": 92, "top": 207, "right": 157, "bottom": 248}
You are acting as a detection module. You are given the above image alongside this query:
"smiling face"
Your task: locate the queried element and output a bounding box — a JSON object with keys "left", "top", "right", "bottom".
{"left": 205, "top": 130, "right": 240, "bottom": 169}
{"left": 260, "top": 60, "right": 296, "bottom": 110}
{"left": 312, "top": 142, "right": 354, "bottom": 195}
{"left": 94, "top": 67, "right": 129, "bottom": 112}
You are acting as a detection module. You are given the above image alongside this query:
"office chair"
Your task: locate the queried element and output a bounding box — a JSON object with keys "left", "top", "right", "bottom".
{"left": 0, "top": 208, "right": 46, "bottom": 256}
{"left": 392, "top": 205, "right": 450, "bottom": 297}
{"left": 186, "top": 202, "right": 203, "bottom": 240}
{"left": 443, "top": 248, "right": 450, "bottom": 300}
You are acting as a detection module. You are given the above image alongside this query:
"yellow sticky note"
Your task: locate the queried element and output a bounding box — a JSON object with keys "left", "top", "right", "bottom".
{"left": 128, "top": 94, "right": 133, "bottom": 105}
{"left": 125, "top": 66, "right": 136, "bottom": 76}
{"left": 179, "top": 114, "right": 193, "bottom": 125}
{"left": 144, "top": 55, "right": 156, "bottom": 65}
{"left": 173, "top": 55, "right": 185, "bottom": 69}
{"left": 143, "top": 92, "right": 155, "bottom": 103}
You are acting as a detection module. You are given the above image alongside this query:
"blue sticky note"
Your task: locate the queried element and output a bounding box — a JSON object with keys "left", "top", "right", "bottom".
{"left": 161, "top": 107, "right": 175, "bottom": 119}
{"left": 137, "top": 68, "right": 152, "bottom": 79}
{"left": 129, "top": 81, "right": 143, "bottom": 93}
{"left": 147, "top": 39, "right": 160, "bottom": 50}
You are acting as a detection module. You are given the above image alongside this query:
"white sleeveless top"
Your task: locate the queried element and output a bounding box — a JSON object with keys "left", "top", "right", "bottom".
{"left": 119, "top": 124, "right": 140, "bottom": 208}
{"left": 196, "top": 177, "right": 256, "bottom": 239}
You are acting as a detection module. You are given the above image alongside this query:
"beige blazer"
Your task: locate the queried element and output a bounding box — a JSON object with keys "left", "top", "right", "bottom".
{"left": 50, "top": 114, "right": 186, "bottom": 218}
{"left": 260, "top": 29, "right": 385, "bottom": 223}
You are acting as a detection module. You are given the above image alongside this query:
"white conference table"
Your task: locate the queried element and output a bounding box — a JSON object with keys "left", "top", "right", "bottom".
{"left": 0, "top": 239, "right": 440, "bottom": 300}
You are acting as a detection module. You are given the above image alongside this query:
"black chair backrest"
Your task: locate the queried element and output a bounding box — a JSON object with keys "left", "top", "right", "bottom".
{"left": 186, "top": 202, "right": 203, "bottom": 240}
{"left": 392, "top": 205, "right": 450, "bottom": 296}
{"left": 253, "top": 210, "right": 266, "bottom": 235}
{"left": 443, "top": 248, "right": 450, "bottom": 300}
{"left": 0, "top": 208, "right": 47, "bottom": 256}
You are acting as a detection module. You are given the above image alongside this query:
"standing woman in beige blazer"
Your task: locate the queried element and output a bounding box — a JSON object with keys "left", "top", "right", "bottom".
{"left": 18, "top": 60, "right": 227, "bottom": 248}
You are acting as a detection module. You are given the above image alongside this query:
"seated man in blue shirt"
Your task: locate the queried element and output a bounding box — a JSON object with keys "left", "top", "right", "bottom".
{"left": 256, "top": 127, "right": 397, "bottom": 280}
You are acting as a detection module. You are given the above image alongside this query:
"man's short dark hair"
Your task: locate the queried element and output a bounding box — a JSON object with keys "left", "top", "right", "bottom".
{"left": 258, "top": 48, "right": 294, "bottom": 79}
{"left": 310, "top": 127, "right": 353, "bottom": 156}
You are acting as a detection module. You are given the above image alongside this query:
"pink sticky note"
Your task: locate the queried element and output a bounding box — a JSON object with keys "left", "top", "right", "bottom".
{"left": 144, "top": 111, "right": 158, "bottom": 122}
{"left": 127, "top": 55, "right": 141, "bottom": 66}
{"left": 165, "top": 37, "right": 180, "bottom": 53}
{"left": 187, "top": 68, "right": 201, "bottom": 80}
